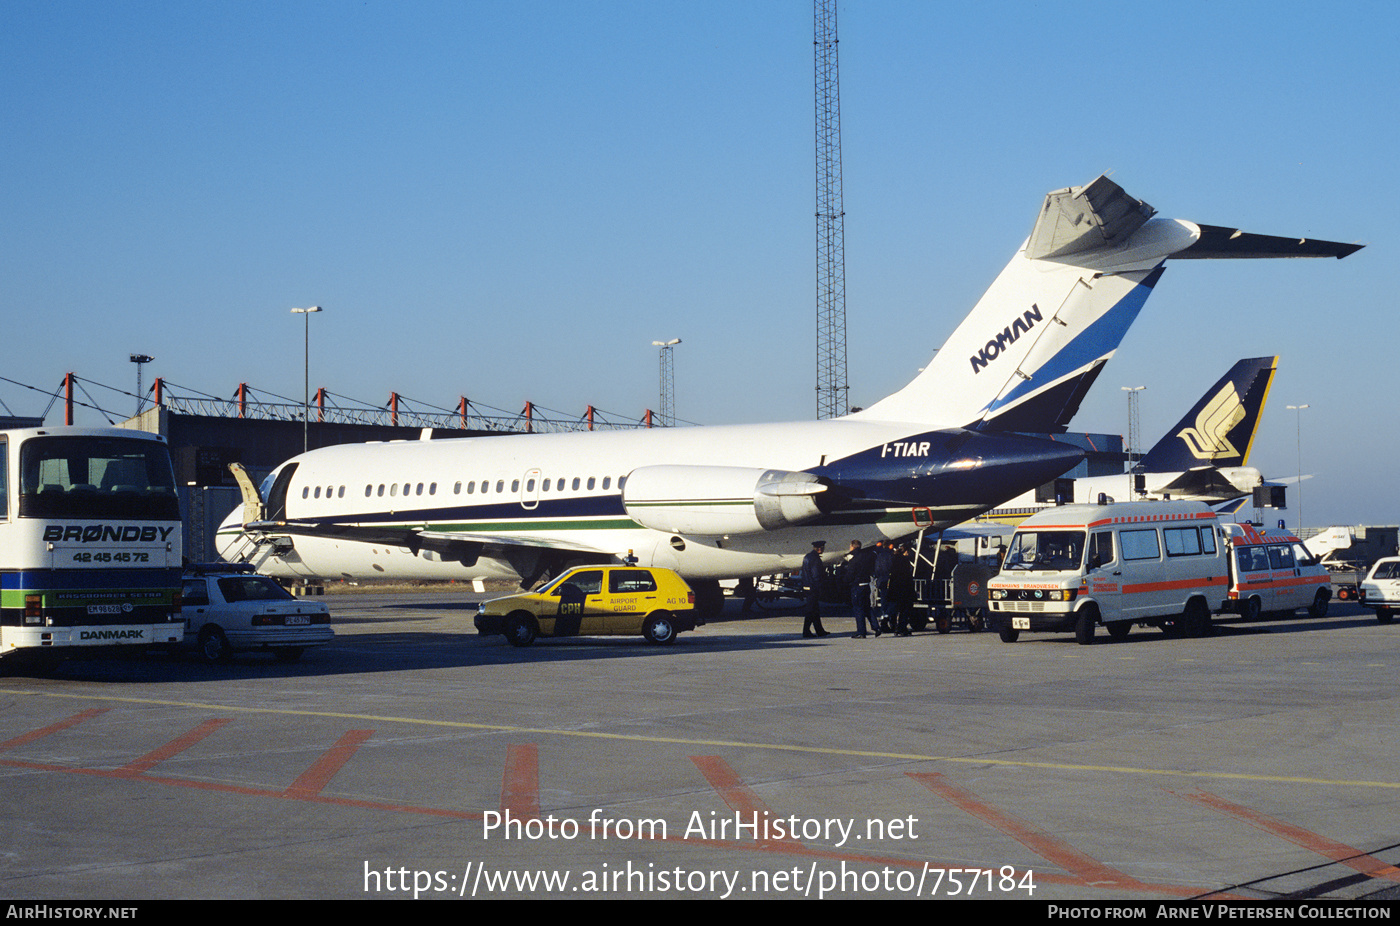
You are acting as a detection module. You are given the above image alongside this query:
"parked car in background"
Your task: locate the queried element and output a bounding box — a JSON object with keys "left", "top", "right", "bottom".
{"left": 181, "top": 565, "right": 333, "bottom": 663}
{"left": 1359, "top": 557, "right": 1400, "bottom": 625}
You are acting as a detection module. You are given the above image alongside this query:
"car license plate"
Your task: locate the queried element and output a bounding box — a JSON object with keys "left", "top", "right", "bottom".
{"left": 1012, "top": 617, "right": 1030, "bottom": 630}
{"left": 285, "top": 614, "right": 310, "bottom": 625}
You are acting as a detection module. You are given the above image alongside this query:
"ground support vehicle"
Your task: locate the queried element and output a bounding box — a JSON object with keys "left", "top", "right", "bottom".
{"left": 1219, "top": 523, "right": 1331, "bottom": 621}
{"left": 181, "top": 564, "right": 332, "bottom": 663}
{"left": 475, "top": 565, "right": 698, "bottom": 647}
{"left": 1359, "top": 557, "right": 1400, "bottom": 624}
{"left": 987, "top": 501, "right": 1227, "bottom": 645}
{"left": 911, "top": 563, "right": 994, "bottom": 633}
{"left": 1, "top": 427, "right": 183, "bottom": 666}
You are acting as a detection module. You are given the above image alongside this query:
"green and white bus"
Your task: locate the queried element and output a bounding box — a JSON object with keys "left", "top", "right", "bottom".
{"left": 1, "top": 427, "right": 183, "bottom": 661}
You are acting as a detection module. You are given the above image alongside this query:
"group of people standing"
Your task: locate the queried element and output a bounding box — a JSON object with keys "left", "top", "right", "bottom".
{"left": 801, "top": 538, "right": 919, "bottom": 639}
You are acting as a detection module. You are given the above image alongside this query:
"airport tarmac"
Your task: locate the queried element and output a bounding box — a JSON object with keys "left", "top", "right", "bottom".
{"left": 1, "top": 592, "right": 1398, "bottom": 902}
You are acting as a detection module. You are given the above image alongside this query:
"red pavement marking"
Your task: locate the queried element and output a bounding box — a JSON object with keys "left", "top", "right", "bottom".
{"left": 1176, "top": 789, "right": 1400, "bottom": 883}
{"left": 908, "top": 772, "right": 1143, "bottom": 890}
{"left": 118, "top": 718, "right": 231, "bottom": 775}
{"left": 284, "top": 729, "right": 374, "bottom": 798}
{"left": 0, "top": 709, "right": 108, "bottom": 752}
{"left": 690, "top": 755, "right": 801, "bottom": 848}
{"left": 500, "top": 744, "right": 540, "bottom": 819}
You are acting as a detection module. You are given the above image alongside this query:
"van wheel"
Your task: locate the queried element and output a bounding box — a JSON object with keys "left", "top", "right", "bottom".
{"left": 642, "top": 611, "right": 677, "bottom": 645}
{"left": 1378, "top": 607, "right": 1393, "bottom": 625}
{"left": 198, "top": 627, "right": 233, "bottom": 664}
{"left": 1182, "top": 600, "right": 1211, "bottom": 638}
{"left": 1106, "top": 621, "right": 1130, "bottom": 642}
{"left": 504, "top": 612, "right": 538, "bottom": 647}
{"left": 1308, "top": 589, "right": 1330, "bottom": 619}
{"left": 1241, "top": 596, "right": 1262, "bottom": 622}
{"left": 998, "top": 627, "right": 1019, "bottom": 643}
{"left": 1074, "top": 609, "right": 1096, "bottom": 645}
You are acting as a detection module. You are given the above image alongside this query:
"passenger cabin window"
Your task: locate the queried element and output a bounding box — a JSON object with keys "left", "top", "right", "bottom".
{"left": 602, "top": 477, "right": 611, "bottom": 490}
{"left": 587, "top": 477, "right": 595, "bottom": 490}
{"left": 572, "top": 477, "right": 580, "bottom": 490}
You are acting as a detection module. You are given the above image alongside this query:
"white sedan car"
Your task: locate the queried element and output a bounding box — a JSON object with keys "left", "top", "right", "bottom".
{"left": 1359, "top": 557, "right": 1400, "bottom": 625}
{"left": 181, "top": 568, "right": 333, "bottom": 663}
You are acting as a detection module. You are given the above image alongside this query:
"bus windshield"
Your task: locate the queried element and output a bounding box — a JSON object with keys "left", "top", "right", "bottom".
{"left": 18, "top": 436, "right": 179, "bottom": 520}
{"left": 1003, "top": 530, "right": 1086, "bottom": 572}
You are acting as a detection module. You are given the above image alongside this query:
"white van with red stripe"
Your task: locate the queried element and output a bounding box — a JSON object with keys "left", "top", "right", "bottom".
{"left": 1220, "top": 523, "right": 1331, "bottom": 621}
{"left": 987, "top": 501, "right": 1227, "bottom": 645}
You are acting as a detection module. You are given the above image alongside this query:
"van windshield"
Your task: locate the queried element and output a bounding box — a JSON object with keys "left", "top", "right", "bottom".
{"left": 1004, "top": 530, "right": 1086, "bottom": 572}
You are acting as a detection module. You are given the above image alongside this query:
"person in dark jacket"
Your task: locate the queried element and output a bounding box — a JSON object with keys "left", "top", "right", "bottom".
{"left": 844, "top": 539, "right": 880, "bottom": 638}
{"left": 800, "top": 540, "right": 830, "bottom": 638}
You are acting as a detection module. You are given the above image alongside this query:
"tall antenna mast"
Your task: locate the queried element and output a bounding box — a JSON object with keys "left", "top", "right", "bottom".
{"left": 814, "top": 0, "right": 847, "bottom": 419}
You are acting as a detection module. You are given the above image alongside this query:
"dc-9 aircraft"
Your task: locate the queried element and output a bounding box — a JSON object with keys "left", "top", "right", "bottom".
{"left": 217, "top": 175, "right": 1360, "bottom": 612}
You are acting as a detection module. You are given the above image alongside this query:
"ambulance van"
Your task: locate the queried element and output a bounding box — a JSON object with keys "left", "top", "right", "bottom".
{"left": 987, "top": 501, "right": 1227, "bottom": 644}
{"left": 1219, "top": 523, "right": 1331, "bottom": 621}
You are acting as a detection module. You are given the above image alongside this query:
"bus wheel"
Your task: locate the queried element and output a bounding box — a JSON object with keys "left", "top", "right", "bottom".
{"left": 199, "top": 627, "right": 233, "bottom": 664}
{"left": 642, "top": 611, "right": 677, "bottom": 645}
{"left": 1182, "top": 600, "right": 1211, "bottom": 638}
{"left": 1074, "top": 609, "right": 1096, "bottom": 645}
{"left": 504, "top": 612, "right": 538, "bottom": 647}
{"left": 1241, "top": 596, "right": 1262, "bottom": 622}
{"left": 1308, "top": 590, "right": 1330, "bottom": 619}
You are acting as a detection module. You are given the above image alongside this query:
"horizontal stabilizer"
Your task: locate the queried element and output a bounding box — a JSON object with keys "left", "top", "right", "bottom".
{"left": 1177, "top": 224, "right": 1363, "bottom": 259}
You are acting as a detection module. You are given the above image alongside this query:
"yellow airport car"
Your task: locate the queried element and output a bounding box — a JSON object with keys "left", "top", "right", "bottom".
{"left": 474, "top": 565, "right": 699, "bottom": 647}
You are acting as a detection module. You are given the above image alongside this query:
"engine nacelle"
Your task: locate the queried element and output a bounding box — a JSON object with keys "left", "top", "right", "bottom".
{"left": 622, "top": 465, "right": 828, "bottom": 536}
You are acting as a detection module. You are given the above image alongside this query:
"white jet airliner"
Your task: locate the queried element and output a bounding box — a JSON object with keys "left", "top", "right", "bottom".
{"left": 216, "top": 176, "right": 1360, "bottom": 612}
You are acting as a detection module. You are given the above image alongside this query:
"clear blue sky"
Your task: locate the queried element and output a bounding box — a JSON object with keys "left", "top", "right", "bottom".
{"left": 2, "top": 1, "right": 1394, "bottom": 526}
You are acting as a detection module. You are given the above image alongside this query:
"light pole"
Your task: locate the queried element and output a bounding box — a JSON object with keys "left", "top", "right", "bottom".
{"left": 130, "top": 354, "right": 153, "bottom": 417}
{"left": 291, "top": 306, "right": 322, "bottom": 452}
{"left": 1286, "top": 404, "right": 1309, "bottom": 534}
{"left": 1122, "top": 386, "right": 1146, "bottom": 470}
{"left": 652, "top": 339, "right": 681, "bottom": 427}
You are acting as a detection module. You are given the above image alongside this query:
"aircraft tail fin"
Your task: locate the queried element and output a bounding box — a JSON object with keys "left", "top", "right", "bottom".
{"left": 854, "top": 176, "right": 1358, "bottom": 432}
{"left": 1136, "top": 356, "right": 1278, "bottom": 473}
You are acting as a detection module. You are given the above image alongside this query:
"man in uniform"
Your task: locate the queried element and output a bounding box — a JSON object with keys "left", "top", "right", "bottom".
{"left": 801, "top": 540, "right": 830, "bottom": 638}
